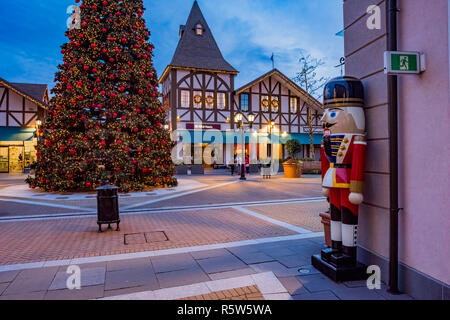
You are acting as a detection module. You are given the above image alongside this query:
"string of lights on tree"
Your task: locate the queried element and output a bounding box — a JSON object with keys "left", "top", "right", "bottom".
{"left": 27, "top": 0, "right": 177, "bottom": 193}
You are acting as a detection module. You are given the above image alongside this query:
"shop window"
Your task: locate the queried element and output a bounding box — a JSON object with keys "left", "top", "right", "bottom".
{"left": 193, "top": 91, "right": 203, "bottom": 108}
{"left": 271, "top": 96, "right": 279, "bottom": 113}
{"left": 261, "top": 95, "right": 269, "bottom": 112}
{"left": 217, "top": 92, "right": 226, "bottom": 109}
{"left": 241, "top": 94, "right": 249, "bottom": 111}
{"left": 290, "top": 97, "right": 298, "bottom": 113}
{"left": 181, "top": 90, "right": 190, "bottom": 108}
{"left": 205, "top": 92, "right": 215, "bottom": 109}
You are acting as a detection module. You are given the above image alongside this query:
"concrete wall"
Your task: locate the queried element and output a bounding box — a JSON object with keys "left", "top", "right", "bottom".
{"left": 344, "top": 0, "right": 449, "bottom": 297}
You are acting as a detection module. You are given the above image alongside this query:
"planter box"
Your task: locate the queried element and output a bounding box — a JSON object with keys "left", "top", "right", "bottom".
{"left": 190, "top": 165, "right": 204, "bottom": 175}
{"left": 249, "top": 164, "right": 259, "bottom": 173}
{"left": 175, "top": 165, "right": 188, "bottom": 175}
{"left": 319, "top": 212, "right": 331, "bottom": 248}
{"left": 302, "top": 161, "right": 321, "bottom": 174}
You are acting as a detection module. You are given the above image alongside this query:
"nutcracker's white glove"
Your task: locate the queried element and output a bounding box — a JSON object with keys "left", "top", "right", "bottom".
{"left": 349, "top": 193, "right": 364, "bottom": 205}
{"left": 322, "top": 188, "right": 330, "bottom": 197}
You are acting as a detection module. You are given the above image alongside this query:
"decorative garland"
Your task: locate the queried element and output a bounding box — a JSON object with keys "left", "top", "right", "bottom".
{"left": 206, "top": 95, "right": 214, "bottom": 106}
{"left": 193, "top": 95, "right": 202, "bottom": 105}
{"left": 271, "top": 99, "right": 279, "bottom": 110}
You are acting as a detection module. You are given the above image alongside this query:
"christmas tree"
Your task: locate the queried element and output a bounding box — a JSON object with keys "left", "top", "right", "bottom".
{"left": 27, "top": 0, "right": 177, "bottom": 193}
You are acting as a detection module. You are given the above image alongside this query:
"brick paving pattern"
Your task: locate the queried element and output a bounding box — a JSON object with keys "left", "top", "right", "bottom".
{"left": 0, "top": 208, "right": 295, "bottom": 265}
{"left": 179, "top": 286, "right": 264, "bottom": 300}
{"left": 247, "top": 201, "right": 329, "bottom": 232}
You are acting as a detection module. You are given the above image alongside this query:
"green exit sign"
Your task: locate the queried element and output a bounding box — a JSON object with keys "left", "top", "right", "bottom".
{"left": 384, "top": 51, "right": 426, "bottom": 74}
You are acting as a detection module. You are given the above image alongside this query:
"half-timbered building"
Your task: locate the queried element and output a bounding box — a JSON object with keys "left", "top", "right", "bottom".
{"left": 159, "top": 1, "right": 323, "bottom": 168}
{"left": 0, "top": 77, "right": 49, "bottom": 173}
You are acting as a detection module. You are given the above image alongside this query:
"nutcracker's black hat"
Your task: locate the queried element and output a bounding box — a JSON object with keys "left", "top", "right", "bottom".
{"left": 323, "top": 76, "right": 364, "bottom": 108}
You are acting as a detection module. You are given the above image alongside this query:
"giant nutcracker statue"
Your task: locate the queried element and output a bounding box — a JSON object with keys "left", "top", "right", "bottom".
{"left": 312, "top": 76, "right": 368, "bottom": 281}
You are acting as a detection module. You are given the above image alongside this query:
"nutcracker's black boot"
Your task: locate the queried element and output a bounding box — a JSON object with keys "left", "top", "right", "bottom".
{"left": 321, "top": 204, "right": 342, "bottom": 262}
{"left": 330, "top": 207, "right": 358, "bottom": 267}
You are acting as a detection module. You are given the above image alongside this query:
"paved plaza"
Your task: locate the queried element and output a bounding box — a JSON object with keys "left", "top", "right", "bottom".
{"left": 0, "top": 173, "right": 413, "bottom": 300}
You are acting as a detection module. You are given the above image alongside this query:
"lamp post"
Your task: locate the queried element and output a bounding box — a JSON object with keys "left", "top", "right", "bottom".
{"left": 267, "top": 121, "right": 275, "bottom": 166}
{"left": 36, "top": 120, "right": 42, "bottom": 142}
{"left": 235, "top": 111, "right": 255, "bottom": 181}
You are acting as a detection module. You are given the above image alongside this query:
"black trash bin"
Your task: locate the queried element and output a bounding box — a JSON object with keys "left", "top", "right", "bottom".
{"left": 97, "top": 185, "right": 120, "bottom": 232}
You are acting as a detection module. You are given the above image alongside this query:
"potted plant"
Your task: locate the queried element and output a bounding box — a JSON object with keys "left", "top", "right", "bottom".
{"left": 283, "top": 139, "right": 303, "bottom": 178}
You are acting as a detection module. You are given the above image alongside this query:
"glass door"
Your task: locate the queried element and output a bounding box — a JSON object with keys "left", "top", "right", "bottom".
{"left": 0, "top": 147, "right": 8, "bottom": 173}
{"left": 8, "top": 146, "right": 24, "bottom": 173}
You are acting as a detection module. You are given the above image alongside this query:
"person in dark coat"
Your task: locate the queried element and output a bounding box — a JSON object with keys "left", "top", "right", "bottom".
{"left": 230, "top": 154, "right": 237, "bottom": 176}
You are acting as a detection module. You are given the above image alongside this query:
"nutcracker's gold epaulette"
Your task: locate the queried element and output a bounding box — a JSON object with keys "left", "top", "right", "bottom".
{"left": 354, "top": 135, "right": 366, "bottom": 142}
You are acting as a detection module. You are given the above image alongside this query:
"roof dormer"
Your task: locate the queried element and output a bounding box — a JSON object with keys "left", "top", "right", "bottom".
{"left": 195, "top": 23, "right": 204, "bottom": 36}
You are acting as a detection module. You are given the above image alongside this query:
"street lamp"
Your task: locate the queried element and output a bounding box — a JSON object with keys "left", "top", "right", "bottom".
{"left": 267, "top": 121, "right": 275, "bottom": 166}
{"left": 36, "top": 120, "right": 42, "bottom": 142}
{"left": 234, "top": 111, "right": 255, "bottom": 181}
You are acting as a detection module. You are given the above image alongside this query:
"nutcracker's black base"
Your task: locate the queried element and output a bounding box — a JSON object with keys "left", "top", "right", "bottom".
{"left": 98, "top": 220, "right": 120, "bottom": 233}
{"left": 311, "top": 254, "right": 368, "bottom": 282}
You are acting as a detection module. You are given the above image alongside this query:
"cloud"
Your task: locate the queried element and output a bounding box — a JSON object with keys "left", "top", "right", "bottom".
{"left": 199, "top": 0, "right": 344, "bottom": 87}
{"left": 147, "top": 0, "right": 344, "bottom": 90}
{"left": 0, "top": 0, "right": 344, "bottom": 97}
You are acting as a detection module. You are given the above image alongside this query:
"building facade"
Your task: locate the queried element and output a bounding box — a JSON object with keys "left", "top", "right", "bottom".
{"left": 159, "top": 1, "right": 323, "bottom": 168}
{"left": 344, "top": 0, "right": 449, "bottom": 299}
{"left": 0, "top": 78, "right": 49, "bottom": 173}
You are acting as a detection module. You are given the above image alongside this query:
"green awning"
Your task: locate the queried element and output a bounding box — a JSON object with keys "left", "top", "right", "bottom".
{"left": 281, "top": 133, "right": 323, "bottom": 145}
{"left": 0, "top": 127, "right": 36, "bottom": 141}
{"left": 175, "top": 130, "right": 322, "bottom": 145}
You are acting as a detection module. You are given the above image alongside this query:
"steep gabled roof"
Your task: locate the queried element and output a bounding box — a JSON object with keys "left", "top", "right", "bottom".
{"left": 235, "top": 69, "right": 324, "bottom": 112}
{"left": 160, "top": 1, "right": 237, "bottom": 82}
{"left": 0, "top": 77, "right": 49, "bottom": 109}
{"left": 10, "top": 82, "right": 49, "bottom": 103}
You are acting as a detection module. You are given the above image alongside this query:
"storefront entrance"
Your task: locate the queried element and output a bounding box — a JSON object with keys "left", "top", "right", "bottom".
{"left": 8, "top": 146, "right": 25, "bottom": 173}
{"left": 0, "top": 147, "right": 8, "bottom": 173}
{"left": 0, "top": 146, "right": 27, "bottom": 173}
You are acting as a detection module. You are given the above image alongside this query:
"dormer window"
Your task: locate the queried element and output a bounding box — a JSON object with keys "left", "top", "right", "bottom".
{"left": 195, "top": 23, "right": 204, "bottom": 35}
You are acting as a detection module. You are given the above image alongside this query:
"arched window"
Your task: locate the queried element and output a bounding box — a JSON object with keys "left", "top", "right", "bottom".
{"left": 195, "top": 24, "right": 203, "bottom": 35}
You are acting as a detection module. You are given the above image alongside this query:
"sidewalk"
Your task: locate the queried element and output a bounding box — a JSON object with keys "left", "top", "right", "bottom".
{"left": 0, "top": 235, "right": 413, "bottom": 300}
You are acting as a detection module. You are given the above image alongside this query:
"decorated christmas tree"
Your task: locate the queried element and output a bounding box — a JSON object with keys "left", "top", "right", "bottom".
{"left": 27, "top": 0, "right": 177, "bottom": 193}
